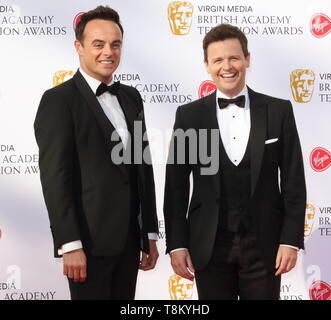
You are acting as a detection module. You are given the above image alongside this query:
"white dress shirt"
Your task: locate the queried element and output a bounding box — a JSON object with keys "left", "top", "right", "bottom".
{"left": 81, "top": 69, "right": 129, "bottom": 148}
{"left": 217, "top": 86, "right": 250, "bottom": 166}
{"left": 58, "top": 69, "right": 157, "bottom": 255}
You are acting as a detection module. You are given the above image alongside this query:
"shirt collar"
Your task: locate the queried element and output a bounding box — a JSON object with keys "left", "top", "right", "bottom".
{"left": 79, "top": 68, "right": 114, "bottom": 95}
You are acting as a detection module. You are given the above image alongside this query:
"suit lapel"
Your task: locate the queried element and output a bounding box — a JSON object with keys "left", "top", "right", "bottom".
{"left": 116, "top": 89, "right": 138, "bottom": 133}
{"left": 248, "top": 87, "right": 267, "bottom": 197}
{"left": 73, "top": 71, "right": 128, "bottom": 178}
{"left": 201, "top": 91, "right": 221, "bottom": 197}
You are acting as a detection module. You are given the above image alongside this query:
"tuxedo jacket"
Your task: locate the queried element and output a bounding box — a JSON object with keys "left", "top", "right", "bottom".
{"left": 34, "top": 71, "right": 158, "bottom": 257}
{"left": 164, "top": 87, "right": 306, "bottom": 271}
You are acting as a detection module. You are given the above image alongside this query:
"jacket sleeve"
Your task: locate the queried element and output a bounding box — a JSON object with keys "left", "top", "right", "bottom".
{"left": 34, "top": 89, "right": 81, "bottom": 255}
{"left": 163, "top": 107, "right": 192, "bottom": 253}
{"left": 279, "top": 101, "right": 306, "bottom": 249}
{"left": 131, "top": 88, "right": 159, "bottom": 251}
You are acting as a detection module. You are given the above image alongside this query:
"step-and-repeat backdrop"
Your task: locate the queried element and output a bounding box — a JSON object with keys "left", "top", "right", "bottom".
{"left": 0, "top": 0, "right": 330, "bottom": 300}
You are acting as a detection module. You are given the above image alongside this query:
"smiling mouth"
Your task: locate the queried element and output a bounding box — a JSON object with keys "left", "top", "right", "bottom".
{"left": 220, "top": 72, "right": 238, "bottom": 79}
{"left": 99, "top": 60, "right": 114, "bottom": 65}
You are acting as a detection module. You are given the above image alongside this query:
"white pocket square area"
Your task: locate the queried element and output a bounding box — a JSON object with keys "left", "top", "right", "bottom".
{"left": 265, "top": 138, "right": 278, "bottom": 144}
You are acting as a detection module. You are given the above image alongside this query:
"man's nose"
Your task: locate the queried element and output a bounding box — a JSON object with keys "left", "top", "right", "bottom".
{"left": 223, "top": 59, "right": 232, "bottom": 70}
{"left": 103, "top": 43, "right": 113, "bottom": 56}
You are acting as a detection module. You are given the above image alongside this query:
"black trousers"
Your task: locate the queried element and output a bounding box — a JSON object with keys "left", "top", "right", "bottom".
{"left": 195, "top": 229, "right": 281, "bottom": 300}
{"left": 68, "top": 227, "right": 140, "bottom": 300}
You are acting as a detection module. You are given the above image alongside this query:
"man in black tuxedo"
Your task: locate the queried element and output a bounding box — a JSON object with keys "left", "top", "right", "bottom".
{"left": 34, "top": 6, "right": 159, "bottom": 300}
{"left": 164, "top": 24, "right": 306, "bottom": 299}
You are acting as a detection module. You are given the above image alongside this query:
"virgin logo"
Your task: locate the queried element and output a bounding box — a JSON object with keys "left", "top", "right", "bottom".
{"left": 310, "top": 13, "right": 331, "bottom": 38}
{"left": 198, "top": 80, "right": 217, "bottom": 98}
{"left": 73, "top": 12, "right": 85, "bottom": 31}
{"left": 310, "top": 147, "right": 331, "bottom": 172}
{"left": 309, "top": 281, "right": 331, "bottom": 300}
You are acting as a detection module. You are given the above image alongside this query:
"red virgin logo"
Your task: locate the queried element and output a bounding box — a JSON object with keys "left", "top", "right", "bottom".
{"left": 310, "top": 147, "right": 331, "bottom": 172}
{"left": 198, "top": 80, "right": 217, "bottom": 98}
{"left": 310, "top": 13, "right": 331, "bottom": 38}
{"left": 309, "top": 281, "right": 331, "bottom": 300}
{"left": 73, "top": 12, "right": 85, "bottom": 31}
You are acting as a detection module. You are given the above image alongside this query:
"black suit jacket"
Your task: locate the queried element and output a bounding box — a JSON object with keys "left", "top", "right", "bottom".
{"left": 34, "top": 71, "right": 158, "bottom": 257}
{"left": 164, "top": 87, "right": 306, "bottom": 271}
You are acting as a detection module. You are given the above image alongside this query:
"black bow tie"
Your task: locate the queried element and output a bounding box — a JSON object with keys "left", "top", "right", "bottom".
{"left": 96, "top": 81, "right": 120, "bottom": 96}
{"left": 218, "top": 95, "right": 245, "bottom": 109}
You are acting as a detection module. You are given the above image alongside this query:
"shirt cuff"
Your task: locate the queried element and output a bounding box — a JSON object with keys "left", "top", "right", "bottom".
{"left": 58, "top": 240, "right": 83, "bottom": 255}
{"left": 148, "top": 233, "right": 158, "bottom": 241}
{"left": 280, "top": 244, "right": 299, "bottom": 250}
{"left": 170, "top": 248, "right": 188, "bottom": 254}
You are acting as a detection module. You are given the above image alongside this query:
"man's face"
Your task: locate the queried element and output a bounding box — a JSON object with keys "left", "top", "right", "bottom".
{"left": 292, "top": 73, "right": 315, "bottom": 103}
{"left": 75, "top": 19, "right": 122, "bottom": 83}
{"left": 169, "top": 5, "right": 193, "bottom": 35}
{"left": 204, "top": 39, "right": 250, "bottom": 98}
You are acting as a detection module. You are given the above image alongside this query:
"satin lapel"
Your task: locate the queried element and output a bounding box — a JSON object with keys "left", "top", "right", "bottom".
{"left": 116, "top": 89, "right": 146, "bottom": 186}
{"left": 201, "top": 91, "right": 221, "bottom": 197}
{"left": 248, "top": 87, "right": 267, "bottom": 197}
{"left": 73, "top": 71, "right": 127, "bottom": 178}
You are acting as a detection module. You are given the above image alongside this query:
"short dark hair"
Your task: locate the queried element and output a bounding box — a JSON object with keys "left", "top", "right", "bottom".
{"left": 203, "top": 24, "right": 249, "bottom": 62}
{"left": 75, "top": 6, "right": 123, "bottom": 42}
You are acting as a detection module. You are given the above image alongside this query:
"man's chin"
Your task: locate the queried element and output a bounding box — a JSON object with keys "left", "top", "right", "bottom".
{"left": 216, "top": 84, "right": 243, "bottom": 97}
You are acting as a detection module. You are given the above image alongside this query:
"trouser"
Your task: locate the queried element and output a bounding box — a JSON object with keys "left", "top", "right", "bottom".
{"left": 195, "top": 228, "right": 281, "bottom": 300}
{"left": 68, "top": 226, "right": 140, "bottom": 300}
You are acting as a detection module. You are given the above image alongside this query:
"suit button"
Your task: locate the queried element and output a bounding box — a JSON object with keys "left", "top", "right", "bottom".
{"left": 124, "top": 180, "right": 129, "bottom": 185}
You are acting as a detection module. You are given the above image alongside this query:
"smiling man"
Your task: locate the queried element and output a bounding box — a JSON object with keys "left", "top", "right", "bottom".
{"left": 34, "top": 6, "right": 159, "bottom": 300}
{"left": 164, "top": 24, "right": 306, "bottom": 299}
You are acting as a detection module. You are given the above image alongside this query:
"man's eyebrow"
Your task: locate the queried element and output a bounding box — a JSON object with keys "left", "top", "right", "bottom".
{"left": 92, "top": 39, "right": 122, "bottom": 44}
{"left": 92, "top": 39, "right": 105, "bottom": 44}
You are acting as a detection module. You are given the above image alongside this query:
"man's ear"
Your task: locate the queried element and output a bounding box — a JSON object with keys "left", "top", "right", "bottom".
{"left": 245, "top": 53, "right": 251, "bottom": 68}
{"left": 204, "top": 60, "right": 210, "bottom": 74}
{"left": 74, "top": 40, "right": 83, "bottom": 56}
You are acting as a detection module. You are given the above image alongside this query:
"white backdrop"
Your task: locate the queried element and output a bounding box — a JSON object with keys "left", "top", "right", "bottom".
{"left": 0, "top": 0, "right": 330, "bottom": 300}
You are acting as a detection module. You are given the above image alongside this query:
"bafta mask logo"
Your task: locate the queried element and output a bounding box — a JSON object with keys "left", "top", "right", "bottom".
{"left": 53, "top": 70, "right": 75, "bottom": 87}
{"left": 168, "top": 274, "right": 194, "bottom": 300}
{"left": 305, "top": 204, "right": 316, "bottom": 238}
{"left": 168, "top": 1, "right": 194, "bottom": 35}
{"left": 290, "top": 69, "right": 315, "bottom": 103}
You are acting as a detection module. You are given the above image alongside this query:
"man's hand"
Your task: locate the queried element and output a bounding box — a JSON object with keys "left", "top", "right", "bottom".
{"left": 170, "top": 249, "right": 195, "bottom": 281}
{"left": 275, "top": 246, "right": 298, "bottom": 276}
{"left": 63, "top": 248, "right": 87, "bottom": 283}
{"left": 139, "top": 240, "right": 159, "bottom": 271}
